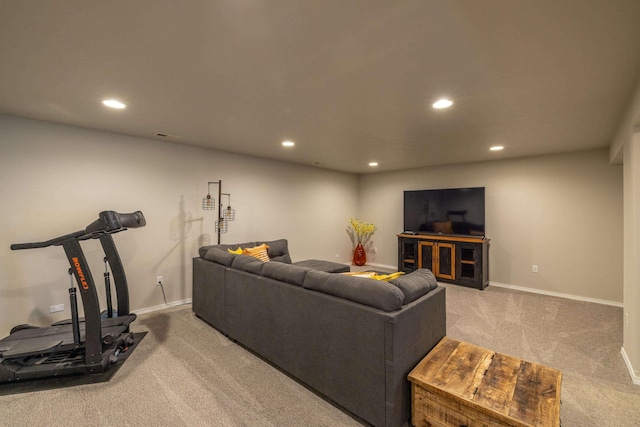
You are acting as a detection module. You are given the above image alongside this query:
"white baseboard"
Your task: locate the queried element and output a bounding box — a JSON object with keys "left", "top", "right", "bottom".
{"left": 363, "top": 262, "right": 397, "bottom": 271}
{"left": 134, "top": 298, "right": 192, "bottom": 316}
{"left": 488, "top": 281, "right": 623, "bottom": 308}
{"left": 620, "top": 347, "right": 640, "bottom": 385}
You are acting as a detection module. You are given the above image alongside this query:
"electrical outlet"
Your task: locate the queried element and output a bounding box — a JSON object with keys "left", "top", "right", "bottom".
{"left": 50, "top": 304, "right": 64, "bottom": 313}
{"left": 532, "top": 265, "right": 539, "bottom": 273}
{"left": 626, "top": 312, "right": 629, "bottom": 328}
{"left": 157, "top": 276, "right": 163, "bottom": 285}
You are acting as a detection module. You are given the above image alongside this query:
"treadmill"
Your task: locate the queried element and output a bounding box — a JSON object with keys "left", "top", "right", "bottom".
{"left": 0, "top": 210, "right": 145, "bottom": 383}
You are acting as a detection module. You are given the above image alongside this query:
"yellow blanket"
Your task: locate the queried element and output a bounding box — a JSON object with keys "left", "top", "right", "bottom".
{"left": 341, "top": 271, "right": 405, "bottom": 282}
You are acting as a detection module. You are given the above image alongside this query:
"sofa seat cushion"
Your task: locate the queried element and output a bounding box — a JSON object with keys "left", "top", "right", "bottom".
{"left": 390, "top": 268, "right": 438, "bottom": 304}
{"left": 262, "top": 262, "right": 310, "bottom": 286}
{"left": 294, "top": 259, "right": 350, "bottom": 273}
{"left": 302, "top": 270, "right": 404, "bottom": 312}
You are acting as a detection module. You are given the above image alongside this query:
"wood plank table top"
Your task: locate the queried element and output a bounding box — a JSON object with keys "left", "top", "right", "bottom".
{"left": 408, "top": 337, "right": 562, "bottom": 427}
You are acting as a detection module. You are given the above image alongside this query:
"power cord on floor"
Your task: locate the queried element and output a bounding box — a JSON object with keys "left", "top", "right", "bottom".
{"left": 158, "top": 280, "right": 168, "bottom": 305}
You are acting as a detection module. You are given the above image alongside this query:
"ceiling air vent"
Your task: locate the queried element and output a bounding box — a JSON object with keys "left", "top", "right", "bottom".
{"left": 152, "top": 132, "right": 181, "bottom": 140}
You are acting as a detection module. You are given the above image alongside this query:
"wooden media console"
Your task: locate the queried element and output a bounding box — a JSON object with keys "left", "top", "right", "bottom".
{"left": 398, "top": 234, "right": 490, "bottom": 289}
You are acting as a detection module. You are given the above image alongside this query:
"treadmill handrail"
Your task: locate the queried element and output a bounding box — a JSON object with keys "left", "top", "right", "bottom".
{"left": 10, "top": 230, "right": 90, "bottom": 250}
{"left": 85, "top": 211, "right": 146, "bottom": 234}
{"left": 10, "top": 211, "right": 146, "bottom": 251}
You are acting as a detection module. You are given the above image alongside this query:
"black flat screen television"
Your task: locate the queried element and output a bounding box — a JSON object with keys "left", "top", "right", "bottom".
{"left": 403, "top": 187, "right": 485, "bottom": 236}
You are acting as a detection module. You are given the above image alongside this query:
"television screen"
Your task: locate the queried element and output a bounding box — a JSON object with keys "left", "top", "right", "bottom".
{"left": 403, "top": 187, "right": 485, "bottom": 236}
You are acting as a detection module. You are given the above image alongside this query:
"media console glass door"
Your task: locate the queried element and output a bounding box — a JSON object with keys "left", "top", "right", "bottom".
{"left": 419, "top": 241, "right": 455, "bottom": 280}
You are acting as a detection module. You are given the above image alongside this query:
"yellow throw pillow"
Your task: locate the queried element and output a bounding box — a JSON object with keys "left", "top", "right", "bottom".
{"left": 227, "top": 247, "right": 243, "bottom": 254}
{"left": 371, "top": 271, "right": 405, "bottom": 281}
{"left": 243, "top": 244, "right": 270, "bottom": 262}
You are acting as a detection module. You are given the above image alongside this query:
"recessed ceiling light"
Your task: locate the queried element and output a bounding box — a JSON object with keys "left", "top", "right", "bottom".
{"left": 432, "top": 99, "right": 453, "bottom": 109}
{"left": 369, "top": 162, "right": 378, "bottom": 167}
{"left": 102, "top": 99, "right": 126, "bottom": 109}
{"left": 490, "top": 145, "right": 504, "bottom": 151}
{"left": 282, "top": 140, "right": 295, "bottom": 147}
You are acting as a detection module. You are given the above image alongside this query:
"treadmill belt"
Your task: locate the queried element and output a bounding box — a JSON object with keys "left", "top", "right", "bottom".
{"left": 0, "top": 314, "right": 137, "bottom": 357}
{"left": 0, "top": 331, "right": 146, "bottom": 396}
{"left": 1, "top": 339, "right": 63, "bottom": 359}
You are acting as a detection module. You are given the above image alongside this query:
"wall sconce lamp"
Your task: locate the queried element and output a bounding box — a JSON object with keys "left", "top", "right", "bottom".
{"left": 202, "top": 181, "right": 234, "bottom": 243}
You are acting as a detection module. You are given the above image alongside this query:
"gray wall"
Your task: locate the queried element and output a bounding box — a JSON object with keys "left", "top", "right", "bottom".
{"left": 359, "top": 149, "right": 623, "bottom": 303}
{"left": 0, "top": 115, "right": 358, "bottom": 336}
{"left": 0, "top": 114, "right": 625, "bottom": 339}
{"left": 623, "top": 131, "right": 640, "bottom": 381}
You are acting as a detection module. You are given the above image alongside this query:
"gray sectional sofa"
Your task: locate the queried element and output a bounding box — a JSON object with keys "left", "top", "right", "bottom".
{"left": 192, "top": 239, "right": 446, "bottom": 427}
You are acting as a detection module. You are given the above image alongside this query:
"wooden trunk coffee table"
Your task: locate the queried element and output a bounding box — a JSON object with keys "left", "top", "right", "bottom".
{"left": 408, "top": 337, "right": 562, "bottom": 427}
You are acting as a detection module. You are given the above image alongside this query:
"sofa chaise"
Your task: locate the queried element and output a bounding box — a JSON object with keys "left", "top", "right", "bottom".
{"left": 192, "top": 239, "right": 446, "bottom": 427}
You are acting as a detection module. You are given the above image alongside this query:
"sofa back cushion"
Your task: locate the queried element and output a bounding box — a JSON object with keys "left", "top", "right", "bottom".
{"left": 232, "top": 255, "right": 266, "bottom": 275}
{"left": 262, "top": 262, "right": 309, "bottom": 286}
{"left": 204, "top": 248, "right": 237, "bottom": 266}
{"left": 200, "top": 239, "right": 292, "bottom": 263}
{"left": 257, "top": 239, "right": 292, "bottom": 263}
{"left": 302, "top": 270, "right": 404, "bottom": 312}
{"left": 390, "top": 268, "right": 438, "bottom": 304}
{"left": 199, "top": 242, "right": 257, "bottom": 258}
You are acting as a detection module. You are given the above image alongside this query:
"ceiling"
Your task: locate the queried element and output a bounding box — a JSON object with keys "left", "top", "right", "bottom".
{"left": 2, "top": 1, "right": 640, "bottom": 174}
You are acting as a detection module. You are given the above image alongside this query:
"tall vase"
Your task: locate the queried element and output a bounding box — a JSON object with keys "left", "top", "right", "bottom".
{"left": 353, "top": 243, "right": 366, "bottom": 266}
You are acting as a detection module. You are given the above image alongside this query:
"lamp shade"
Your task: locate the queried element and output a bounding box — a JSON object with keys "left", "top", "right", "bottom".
{"left": 215, "top": 219, "right": 228, "bottom": 234}
{"left": 202, "top": 195, "right": 215, "bottom": 210}
{"left": 223, "top": 206, "right": 235, "bottom": 221}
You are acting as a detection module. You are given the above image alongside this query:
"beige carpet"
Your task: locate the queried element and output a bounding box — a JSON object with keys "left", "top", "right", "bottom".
{"left": 442, "top": 282, "right": 640, "bottom": 427}
{"left": 1, "top": 283, "right": 639, "bottom": 426}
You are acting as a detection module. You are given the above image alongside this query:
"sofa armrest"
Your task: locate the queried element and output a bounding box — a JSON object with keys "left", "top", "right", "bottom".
{"left": 192, "top": 257, "right": 228, "bottom": 333}
{"left": 383, "top": 286, "right": 447, "bottom": 426}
